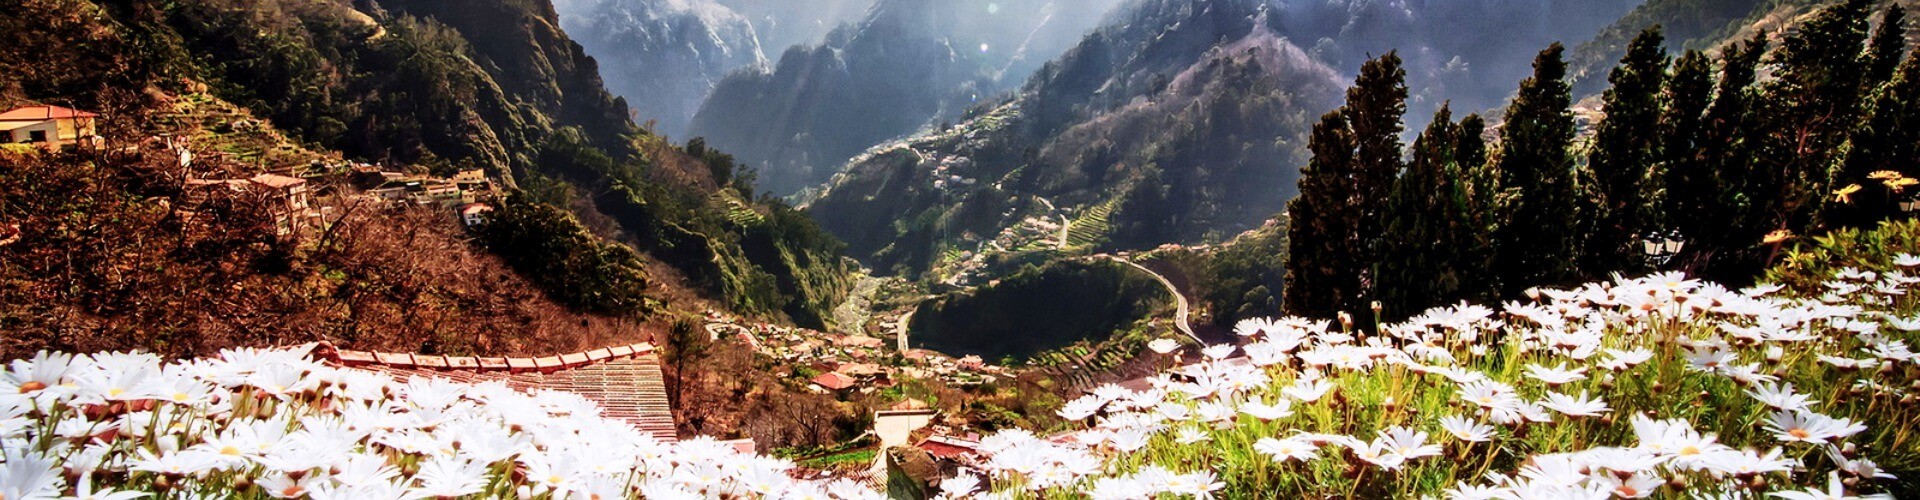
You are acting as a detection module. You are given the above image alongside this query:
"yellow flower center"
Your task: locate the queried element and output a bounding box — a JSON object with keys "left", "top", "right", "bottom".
{"left": 1789, "top": 429, "right": 1811, "bottom": 439}
{"left": 220, "top": 446, "right": 241, "bottom": 456}
{"left": 1617, "top": 486, "right": 1639, "bottom": 497}
{"left": 107, "top": 388, "right": 125, "bottom": 397}
{"left": 1679, "top": 446, "right": 1700, "bottom": 456}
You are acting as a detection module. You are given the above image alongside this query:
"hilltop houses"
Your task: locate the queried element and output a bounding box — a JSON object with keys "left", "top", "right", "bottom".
{"left": 1, "top": 105, "right": 100, "bottom": 148}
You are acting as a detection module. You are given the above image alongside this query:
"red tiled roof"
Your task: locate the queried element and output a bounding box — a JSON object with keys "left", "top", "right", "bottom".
{"left": 914, "top": 436, "right": 980, "bottom": 459}
{"left": 0, "top": 105, "right": 97, "bottom": 121}
{"left": 811, "top": 372, "right": 857, "bottom": 391}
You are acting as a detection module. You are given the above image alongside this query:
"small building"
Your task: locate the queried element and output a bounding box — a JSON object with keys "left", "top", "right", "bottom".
{"left": 247, "top": 174, "right": 310, "bottom": 214}
{"left": 834, "top": 335, "right": 886, "bottom": 349}
{"left": 0, "top": 105, "right": 99, "bottom": 147}
{"left": 459, "top": 203, "right": 494, "bottom": 227}
{"left": 452, "top": 168, "right": 487, "bottom": 184}
{"left": 182, "top": 173, "right": 313, "bottom": 237}
{"left": 913, "top": 435, "right": 982, "bottom": 461}
{"left": 810, "top": 372, "right": 857, "bottom": 392}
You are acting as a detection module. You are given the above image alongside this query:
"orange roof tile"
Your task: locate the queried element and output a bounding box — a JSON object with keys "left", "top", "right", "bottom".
{"left": 0, "top": 105, "right": 97, "bottom": 121}
{"left": 811, "top": 372, "right": 857, "bottom": 391}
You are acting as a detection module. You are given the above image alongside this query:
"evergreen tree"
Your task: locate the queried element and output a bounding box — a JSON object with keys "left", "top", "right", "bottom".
{"left": 1760, "top": 0, "right": 1874, "bottom": 230}
{"left": 1866, "top": 5, "right": 1909, "bottom": 89}
{"left": 1284, "top": 53, "right": 1407, "bottom": 322}
{"left": 1657, "top": 51, "right": 1717, "bottom": 267}
{"left": 1706, "top": 32, "right": 1771, "bottom": 276}
{"left": 1838, "top": 50, "right": 1920, "bottom": 225}
{"left": 1491, "top": 43, "right": 1581, "bottom": 296}
{"left": 1284, "top": 110, "right": 1361, "bottom": 320}
{"left": 1347, "top": 52, "right": 1409, "bottom": 318}
{"left": 1454, "top": 114, "right": 1497, "bottom": 303}
{"left": 1583, "top": 28, "right": 1671, "bottom": 276}
{"left": 1378, "top": 105, "right": 1476, "bottom": 319}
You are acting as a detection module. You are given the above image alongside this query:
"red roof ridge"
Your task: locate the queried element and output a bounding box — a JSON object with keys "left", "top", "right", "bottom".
{"left": 0, "top": 105, "right": 98, "bottom": 121}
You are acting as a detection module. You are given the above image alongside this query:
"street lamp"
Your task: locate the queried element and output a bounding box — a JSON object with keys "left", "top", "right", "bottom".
{"left": 1641, "top": 229, "right": 1685, "bottom": 268}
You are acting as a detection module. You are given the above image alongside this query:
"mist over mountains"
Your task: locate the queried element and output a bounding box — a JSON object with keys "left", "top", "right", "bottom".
{"left": 806, "top": 0, "right": 1643, "bottom": 276}
{"left": 685, "top": 0, "right": 1128, "bottom": 196}
{"left": 553, "top": 0, "right": 875, "bottom": 137}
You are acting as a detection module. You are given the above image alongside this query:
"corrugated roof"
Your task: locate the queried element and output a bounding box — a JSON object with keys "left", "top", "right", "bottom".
{"left": 310, "top": 343, "right": 677, "bottom": 442}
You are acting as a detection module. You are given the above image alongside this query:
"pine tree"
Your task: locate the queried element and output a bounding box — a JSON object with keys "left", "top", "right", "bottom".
{"left": 1284, "top": 110, "right": 1361, "bottom": 320}
{"left": 1284, "top": 53, "right": 1407, "bottom": 322}
{"left": 1657, "top": 51, "right": 1717, "bottom": 268}
{"left": 1378, "top": 105, "right": 1476, "bottom": 319}
{"left": 1761, "top": 0, "right": 1874, "bottom": 230}
{"left": 1492, "top": 43, "right": 1581, "bottom": 296}
{"left": 1583, "top": 28, "right": 1670, "bottom": 276}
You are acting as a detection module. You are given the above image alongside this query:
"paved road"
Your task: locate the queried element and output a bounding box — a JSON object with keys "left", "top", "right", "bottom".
{"left": 1105, "top": 256, "right": 1202, "bottom": 345}
{"left": 1034, "top": 196, "right": 1071, "bottom": 248}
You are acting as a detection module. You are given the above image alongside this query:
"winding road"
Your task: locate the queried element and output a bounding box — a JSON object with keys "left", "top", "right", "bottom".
{"left": 1104, "top": 256, "right": 1202, "bottom": 345}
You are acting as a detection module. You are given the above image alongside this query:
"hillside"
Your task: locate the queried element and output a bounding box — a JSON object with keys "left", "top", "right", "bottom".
{"left": 0, "top": 97, "right": 651, "bottom": 359}
{"left": 685, "top": 0, "right": 1125, "bottom": 196}
{"left": 806, "top": 0, "right": 1639, "bottom": 279}
{"left": 1569, "top": 0, "right": 1920, "bottom": 96}
{"left": 1, "top": 0, "right": 856, "bottom": 344}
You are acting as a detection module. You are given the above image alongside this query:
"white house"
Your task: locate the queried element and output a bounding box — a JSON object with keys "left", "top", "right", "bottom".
{"left": 0, "top": 105, "right": 99, "bottom": 147}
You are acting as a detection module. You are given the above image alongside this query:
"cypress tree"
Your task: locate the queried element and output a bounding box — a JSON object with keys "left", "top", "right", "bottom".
{"left": 1866, "top": 5, "right": 1909, "bottom": 89}
{"left": 1760, "top": 0, "right": 1873, "bottom": 230}
{"left": 1706, "top": 32, "right": 1770, "bottom": 271}
{"left": 1838, "top": 50, "right": 1920, "bottom": 226}
{"left": 1658, "top": 51, "right": 1717, "bottom": 267}
{"left": 1348, "top": 52, "right": 1409, "bottom": 320}
{"left": 1492, "top": 43, "right": 1581, "bottom": 296}
{"left": 1284, "top": 110, "right": 1361, "bottom": 320}
{"left": 1378, "top": 105, "right": 1475, "bottom": 319}
{"left": 1284, "top": 53, "right": 1407, "bottom": 322}
{"left": 1584, "top": 28, "right": 1671, "bottom": 276}
{"left": 1455, "top": 114, "right": 1498, "bottom": 302}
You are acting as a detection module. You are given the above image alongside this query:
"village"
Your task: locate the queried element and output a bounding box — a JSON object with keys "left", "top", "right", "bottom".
{"left": 2, "top": 101, "right": 1111, "bottom": 481}
{"left": 2, "top": 102, "right": 504, "bottom": 241}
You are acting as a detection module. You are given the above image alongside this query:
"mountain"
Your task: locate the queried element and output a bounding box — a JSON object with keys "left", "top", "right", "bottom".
{"left": 805, "top": 0, "right": 1641, "bottom": 278}
{"left": 685, "top": 0, "right": 1127, "bottom": 196}
{"left": 554, "top": 0, "right": 769, "bottom": 137}
{"left": 2, "top": 0, "right": 856, "bottom": 342}
{"left": 711, "top": 0, "right": 873, "bottom": 55}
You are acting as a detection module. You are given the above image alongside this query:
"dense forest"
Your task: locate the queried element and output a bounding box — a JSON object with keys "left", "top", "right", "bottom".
{"left": 908, "top": 259, "right": 1168, "bottom": 362}
{"left": 1286, "top": 0, "right": 1920, "bottom": 323}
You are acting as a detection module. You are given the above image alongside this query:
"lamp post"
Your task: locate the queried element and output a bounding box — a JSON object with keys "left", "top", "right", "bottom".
{"left": 1641, "top": 229, "right": 1685, "bottom": 268}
